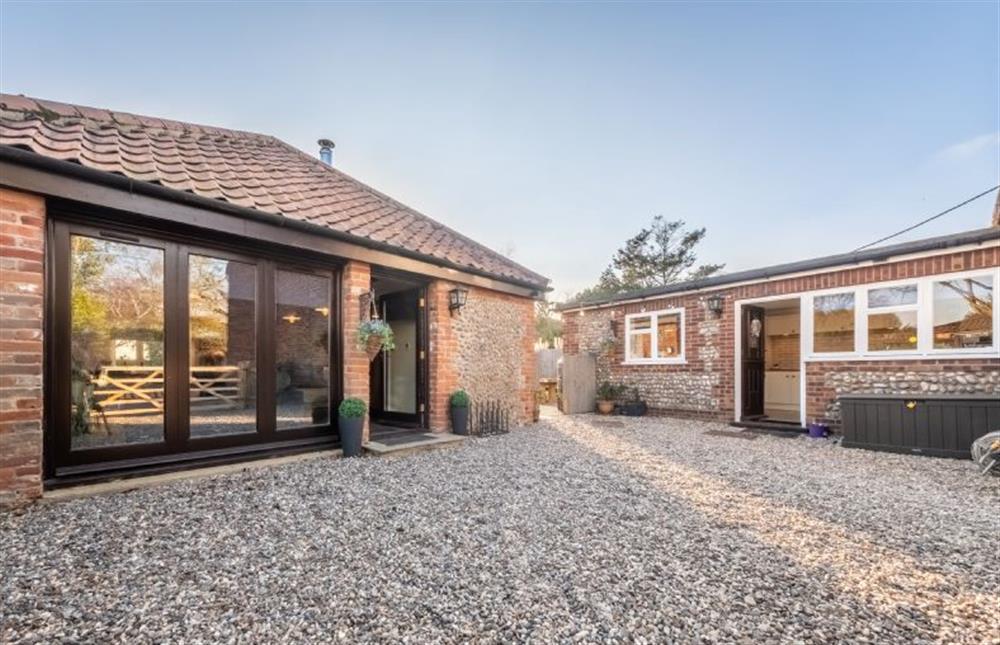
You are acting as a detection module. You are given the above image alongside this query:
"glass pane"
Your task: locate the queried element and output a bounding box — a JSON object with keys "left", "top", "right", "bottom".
{"left": 933, "top": 276, "right": 993, "bottom": 349}
{"left": 70, "top": 235, "right": 164, "bottom": 449}
{"left": 276, "top": 270, "right": 331, "bottom": 429}
{"left": 867, "top": 311, "right": 918, "bottom": 351}
{"left": 814, "top": 293, "right": 855, "bottom": 352}
{"left": 189, "top": 255, "right": 257, "bottom": 438}
{"left": 656, "top": 314, "right": 681, "bottom": 358}
{"left": 629, "top": 333, "right": 652, "bottom": 359}
{"left": 629, "top": 315, "right": 651, "bottom": 331}
{"left": 868, "top": 285, "right": 917, "bottom": 308}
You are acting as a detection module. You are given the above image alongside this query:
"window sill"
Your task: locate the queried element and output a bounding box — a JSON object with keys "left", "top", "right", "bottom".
{"left": 621, "top": 358, "right": 687, "bottom": 366}
{"left": 805, "top": 349, "right": 998, "bottom": 362}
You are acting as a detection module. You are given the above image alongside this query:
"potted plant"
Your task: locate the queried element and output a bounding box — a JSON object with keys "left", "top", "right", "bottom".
{"left": 808, "top": 418, "right": 830, "bottom": 439}
{"left": 596, "top": 381, "right": 618, "bottom": 415}
{"left": 357, "top": 319, "right": 395, "bottom": 361}
{"left": 620, "top": 387, "right": 648, "bottom": 417}
{"left": 450, "top": 389, "right": 470, "bottom": 435}
{"left": 338, "top": 397, "right": 366, "bottom": 457}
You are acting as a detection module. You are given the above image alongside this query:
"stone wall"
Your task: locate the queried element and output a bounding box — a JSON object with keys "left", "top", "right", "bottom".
{"left": 806, "top": 360, "right": 1000, "bottom": 425}
{"left": 429, "top": 281, "right": 535, "bottom": 431}
{"left": 0, "top": 188, "right": 45, "bottom": 507}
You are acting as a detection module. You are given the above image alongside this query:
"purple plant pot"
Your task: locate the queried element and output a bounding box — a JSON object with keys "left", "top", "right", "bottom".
{"left": 808, "top": 422, "right": 829, "bottom": 439}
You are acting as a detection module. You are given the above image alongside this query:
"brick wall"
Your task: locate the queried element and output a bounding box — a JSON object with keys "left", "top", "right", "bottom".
{"left": 428, "top": 281, "right": 536, "bottom": 431}
{"left": 341, "top": 261, "right": 371, "bottom": 439}
{"left": 563, "top": 244, "right": 1000, "bottom": 425}
{"left": 0, "top": 188, "right": 45, "bottom": 507}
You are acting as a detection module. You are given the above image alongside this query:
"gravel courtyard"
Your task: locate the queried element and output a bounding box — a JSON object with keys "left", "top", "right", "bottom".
{"left": 2, "top": 412, "right": 997, "bottom": 644}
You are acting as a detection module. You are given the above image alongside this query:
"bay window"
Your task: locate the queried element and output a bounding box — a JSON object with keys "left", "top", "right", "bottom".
{"left": 625, "top": 309, "right": 684, "bottom": 363}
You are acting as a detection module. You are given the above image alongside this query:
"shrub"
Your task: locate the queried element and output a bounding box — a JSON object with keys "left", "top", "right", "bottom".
{"left": 338, "top": 397, "right": 367, "bottom": 419}
{"left": 450, "top": 389, "right": 470, "bottom": 408}
{"left": 597, "top": 381, "right": 620, "bottom": 401}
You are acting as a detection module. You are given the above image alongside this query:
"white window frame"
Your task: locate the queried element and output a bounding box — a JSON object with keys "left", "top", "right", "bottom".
{"left": 803, "top": 268, "right": 1000, "bottom": 361}
{"left": 863, "top": 282, "right": 921, "bottom": 356}
{"left": 623, "top": 308, "right": 686, "bottom": 365}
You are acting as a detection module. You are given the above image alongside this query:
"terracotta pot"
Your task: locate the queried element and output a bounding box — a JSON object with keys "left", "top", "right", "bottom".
{"left": 365, "top": 335, "right": 384, "bottom": 361}
{"left": 597, "top": 400, "right": 615, "bottom": 415}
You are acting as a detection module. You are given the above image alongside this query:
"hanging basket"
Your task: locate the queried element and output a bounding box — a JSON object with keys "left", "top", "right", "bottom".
{"left": 365, "top": 335, "right": 385, "bottom": 361}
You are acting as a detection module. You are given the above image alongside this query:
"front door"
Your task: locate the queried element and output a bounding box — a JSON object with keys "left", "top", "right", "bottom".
{"left": 741, "top": 305, "right": 765, "bottom": 419}
{"left": 369, "top": 288, "right": 426, "bottom": 426}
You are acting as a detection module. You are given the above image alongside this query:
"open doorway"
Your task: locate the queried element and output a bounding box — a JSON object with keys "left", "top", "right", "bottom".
{"left": 739, "top": 297, "right": 803, "bottom": 427}
{"left": 369, "top": 270, "right": 429, "bottom": 436}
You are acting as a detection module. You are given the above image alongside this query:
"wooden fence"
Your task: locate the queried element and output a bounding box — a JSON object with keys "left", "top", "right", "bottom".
{"left": 92, "top": 365, "right": 249, "bottom": 417}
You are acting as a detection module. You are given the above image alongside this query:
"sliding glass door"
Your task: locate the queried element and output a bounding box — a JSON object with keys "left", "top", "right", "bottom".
{"left": 50, "top": 218, "right": 340, "bottom": 475}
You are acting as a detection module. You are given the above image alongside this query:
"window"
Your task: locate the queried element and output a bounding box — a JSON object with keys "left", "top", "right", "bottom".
{"left": 805, "top": 270, "right": 998, "bottom": 359}
{"left": 866, "top": 284, "right": 918, "bottom": 352}
{"left": 933, "top": 275, "right": 993, "bottom": 349}
{"left": 276, "top": 270, "right": 332, "bottom": 429}
{"left": 189, "top": 254, "right": 257, "bottom": 438}
{"left": 625, "top": 309, "right": 684, "bottom": 363}
{"left": 813, "top": 293, "right": 854, "bottom": 352}
{"left": 70, "top": 235, "right": 165, "bottom": 450}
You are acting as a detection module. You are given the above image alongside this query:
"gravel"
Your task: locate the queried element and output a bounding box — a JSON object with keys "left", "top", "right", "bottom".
{"left": 2, "top": 411, "right": 997, "bottom": 643}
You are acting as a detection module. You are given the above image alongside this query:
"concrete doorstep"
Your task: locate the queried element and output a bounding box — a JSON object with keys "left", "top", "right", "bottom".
{"left": 363, "top": 432, "right": 466, "bottom": 458}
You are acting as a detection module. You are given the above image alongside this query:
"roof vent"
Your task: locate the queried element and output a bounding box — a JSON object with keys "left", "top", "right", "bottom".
{"left": 317, "top": 139, "right": 335, "bottom": 166}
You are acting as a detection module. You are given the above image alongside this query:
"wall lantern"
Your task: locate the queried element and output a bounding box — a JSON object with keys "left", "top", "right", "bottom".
{"left": 706, "top": 294, "right": 725, "bottom": 317}
{"left": 448, "top": 287, "right": 469, "bottom": 315}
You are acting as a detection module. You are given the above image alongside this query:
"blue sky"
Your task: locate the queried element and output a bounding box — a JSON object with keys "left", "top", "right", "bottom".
{"left": 1, "top": 2, "right": 997, "bottom": 298}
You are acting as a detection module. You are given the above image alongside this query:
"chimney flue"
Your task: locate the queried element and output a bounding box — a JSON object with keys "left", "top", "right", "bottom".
{"left": 318, "top": 139, "right": 335, "bottom": 166}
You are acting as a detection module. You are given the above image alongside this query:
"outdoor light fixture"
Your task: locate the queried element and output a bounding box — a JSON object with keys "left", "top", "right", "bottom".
{"left": 448, "top": 287, "right": 469, "bottom": 315}
{"left": 706, "top": 294, "right": 725, "bottom": 317}
{"left": 282, "top": 313, "right": 301, "bottom": 324}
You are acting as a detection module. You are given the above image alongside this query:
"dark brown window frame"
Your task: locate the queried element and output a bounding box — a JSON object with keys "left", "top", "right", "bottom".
{"left": 46, "top": 203, "right": 344, "bottom": 480}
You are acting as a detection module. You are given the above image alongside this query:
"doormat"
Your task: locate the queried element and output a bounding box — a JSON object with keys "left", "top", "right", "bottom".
{"left": 703, "top": 429, "right": 758, "bottom": 440}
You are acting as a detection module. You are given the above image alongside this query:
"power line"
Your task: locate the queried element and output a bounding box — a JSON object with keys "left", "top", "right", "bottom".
{"left": 853, "top": 184, "right": 1000, "bottom": 252}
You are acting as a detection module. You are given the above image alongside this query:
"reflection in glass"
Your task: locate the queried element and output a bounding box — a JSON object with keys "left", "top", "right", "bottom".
{"left": 657, "top": 315, "right": 680, "bottom": 358}
{"left": 276, "top": 270, "right": 331, "bottom": 429}
{"left": 814, "top": 293, "right": 855, "bottom": 352}
{"left": 868, "top": 285, "right": 917, "bottom": 308}
{"left": 70, "top": 235, "right": 165, "bottom": 449}
{"left": 868, "top": 311, "right": 918, "bottom": 351}
{"left": 933, "top": 276, "right": 993, "bottom": 349}
{"left": 189, "top": 255, "right": 257, "bottom": 438}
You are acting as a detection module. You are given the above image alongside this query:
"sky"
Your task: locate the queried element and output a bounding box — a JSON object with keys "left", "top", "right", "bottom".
{"left": 1, "top": 1, "right": 997, "bottom": 299}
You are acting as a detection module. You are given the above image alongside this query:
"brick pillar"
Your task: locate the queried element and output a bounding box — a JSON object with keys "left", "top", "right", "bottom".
{"left": 341, "top": 261, "right": 372, "bottom": 440}
{"left": 0, "top": 188, "right": 45, "bottom": 507}
{"left": 427, "top": 280, "right": 458, "bottom": 432}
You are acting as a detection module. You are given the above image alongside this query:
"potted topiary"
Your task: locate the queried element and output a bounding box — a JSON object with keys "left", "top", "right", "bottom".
{"left": 596, "top": 381, "right": 618, "bottom": 415}
{"left": 338, "top": 397, "right": 366, "bottom": 457}
{"left": 450, "top": 389, "right": 470, "bottom": 435}
{"left": 357, "top": 319, "right": 395, "bottom": 361}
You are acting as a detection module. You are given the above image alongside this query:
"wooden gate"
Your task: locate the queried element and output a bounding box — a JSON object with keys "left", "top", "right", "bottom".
{"left": 93, "top": 365, "right": 247, "bottom": 417}
{"left": 558, "top": 354, "right": 597, "bottom": 414}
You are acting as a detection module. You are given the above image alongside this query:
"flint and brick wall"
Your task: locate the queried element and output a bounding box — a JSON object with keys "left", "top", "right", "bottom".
{"left": 563, "top": 244, "right": 1000, "bottom": 426}
{"left": 429, "top": 281, "right": 535, "bottom": 431}
{"left": 0, "top": 188, "right": 45, "bottom": 507}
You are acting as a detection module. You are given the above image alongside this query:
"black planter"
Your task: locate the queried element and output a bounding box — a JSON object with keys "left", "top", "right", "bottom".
{"left": 339, "top": 416, "right": 364, "bottom": 457}
{"left": 621, "top": 401, "right": 648, "bottom": 417}
{"left": 451, "top": 405, "right": 469, "bottom": 436}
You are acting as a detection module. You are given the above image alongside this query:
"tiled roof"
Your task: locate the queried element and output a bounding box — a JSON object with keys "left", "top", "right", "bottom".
{"left": 0, "top": 94, "right": 548, "bottom": 289}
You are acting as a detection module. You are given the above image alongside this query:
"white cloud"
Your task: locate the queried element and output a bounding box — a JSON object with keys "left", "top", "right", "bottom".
{"left": 937, "top": 131, "right": 1000, "bottom": 161}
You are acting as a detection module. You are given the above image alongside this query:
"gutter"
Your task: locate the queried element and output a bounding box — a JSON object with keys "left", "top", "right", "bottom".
{"left": 0, "top": 145, "right": 551, "bottom": 293}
